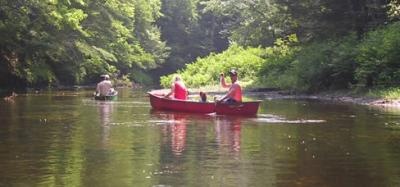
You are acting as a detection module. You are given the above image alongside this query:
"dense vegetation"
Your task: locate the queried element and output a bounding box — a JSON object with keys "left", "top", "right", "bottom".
{"left": 161, "top": 0, "right": 400, "bottom": 93}
{"left": 0, "top": 0, "right": 168, "bottom": 88}
{"left": 1, "top": 0, "right": 400, "bottom": 93}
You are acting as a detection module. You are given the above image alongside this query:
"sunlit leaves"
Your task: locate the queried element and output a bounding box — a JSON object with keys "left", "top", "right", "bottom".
{"left": 160, "top": 44, "right": 265, "bottom": 88}
{"left": 0, "top": 0, "right": 168, "bottom": 86}
{"left": 64, "top": 9, "right": 87, "bottom": 31}
{"left": 105, "top": 0, "right": 135, "bottom": 18}
{"left": 111, "top": 20, "right": 132, "bottom": 39}
{"left": 389, "top": 0, "right": 400, "bottom": 20}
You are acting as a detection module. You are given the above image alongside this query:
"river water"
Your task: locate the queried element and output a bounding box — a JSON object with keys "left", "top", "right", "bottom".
{"left": 1, "top": 88, "right": 400, "bottom": 186}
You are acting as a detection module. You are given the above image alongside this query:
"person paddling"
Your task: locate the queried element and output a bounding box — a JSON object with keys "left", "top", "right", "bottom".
{"left": 216, "top": 69, "right": 242, "bottom": 103}
{"left": 165, "top": 75, "right": 188, "bottom": 100}
{"left": 95, "top": 74, "right": 116, "bottom": 96}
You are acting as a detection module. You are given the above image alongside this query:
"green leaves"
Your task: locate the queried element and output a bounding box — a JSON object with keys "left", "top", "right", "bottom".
{"left": 160, "top": 44, "right": 265, "bottom": 88}
{"left": 355, "top": 22, "right": 400, "bottom": 87}
{"left": 1, "top": 0, "right": 167, "bottom": 87}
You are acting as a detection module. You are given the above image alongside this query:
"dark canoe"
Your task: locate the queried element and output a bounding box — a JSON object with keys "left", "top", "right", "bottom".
{"left": 148, "top": 91, "right": 261, "bottom": 116}
{"left": 94, "top": 92, "right": 118, "bottom": 101}
{"left": 148, "top": 92, "right": 215, "bottom": 113}
{"left": 215, "top": 101, "right": 261, "bottom": 116}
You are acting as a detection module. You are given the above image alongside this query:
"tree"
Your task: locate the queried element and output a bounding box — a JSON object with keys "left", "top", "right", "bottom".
{"left": 0, "top": 0, "right": 168, "bottom": 87}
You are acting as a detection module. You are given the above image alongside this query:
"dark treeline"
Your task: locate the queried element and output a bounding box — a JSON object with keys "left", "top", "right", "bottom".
{"left": 1, "top": 0, "right": 399, "bottom": 91}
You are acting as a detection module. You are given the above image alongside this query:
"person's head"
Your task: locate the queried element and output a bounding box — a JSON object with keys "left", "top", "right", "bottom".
{"left": 173, "top": 74, "right": 182, "bottom": 82}
{"left": 199, "top": 91, "right": 207, "bottom": 101}
{"left": 228, "top": 69, "right": 238, "bottom": 82}
{"left": 101, "top": 74, "right": 110, "bottom": 80}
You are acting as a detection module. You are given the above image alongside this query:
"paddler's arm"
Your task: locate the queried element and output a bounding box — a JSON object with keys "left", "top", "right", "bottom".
{"left": 220, "top": 73, "right": 231, "bottom": 88}
{"left": 95, "top": 83, "right": 100, "bottom": 95}
{"left": 164, "top": 84, "right": 175, "bottom": 98}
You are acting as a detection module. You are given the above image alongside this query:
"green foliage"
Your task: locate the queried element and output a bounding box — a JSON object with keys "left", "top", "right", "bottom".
{"left": 161, "top": 33, "right": 358, "bottom": 93}
{"left": 258, "top": 34, "right": 359, "bottom": 92}
{"left": 0, "top": 0, "right": 398, "bottom": 91}
{"left": 366, "top": 87, "right": 400, "bottom": 99}
{"left": 355, "top": 22, "right": 400, "bottom": 87}
{"left": 156, "top": 0, "right": 229, "bottom": 78}
{"left": 0, "top": 0, "right": 167, "bottom": 87}
{"left": 24, "top": 60, "right": 57, "bottom": 86}
{"left": 129, "top": 70, "right": 154, "bottom": 85}
{"left": 256, "top": 35, "right": 300, "bottom": 89}
{"left": 202, "top": 0, "right": 388, "bottom": 46}
{"left": 160, "top": 44, "right": 264, "bottom": 88}
{"left": 201, "top": 0, "right": 291, "bottom": 46}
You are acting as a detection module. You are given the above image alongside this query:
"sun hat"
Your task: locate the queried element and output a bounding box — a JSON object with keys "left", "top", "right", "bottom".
{"left": 101, "top": 74, "right": 110, "bottom": 79}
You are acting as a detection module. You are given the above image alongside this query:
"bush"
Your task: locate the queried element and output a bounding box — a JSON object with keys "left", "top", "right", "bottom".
{"left": 258, "top": 34, "right": 358, "bottom": 92}
{"left": 256, "top": 35, "right": 300, "bottom": 90}
{"left": 161, "top": 22, "right": 400, "bottom": 93}
{"left": 355, "top": 22, "right": 400, "bottom": 88}
{"left": 160, "top": 44, "right": 265, "bottom": 88}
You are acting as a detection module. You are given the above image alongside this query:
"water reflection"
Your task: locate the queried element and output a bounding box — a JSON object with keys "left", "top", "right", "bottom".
{"left": 151, "top": 111, "right": 188, "bottom": 156}
{"left": 169, "top": 113, "right": 187, "bottom": 156}
{"left": 97, "top": 101, "right": 114, "bottom": 147}
{"left": 151, "top": 110, "right": 246, "bottom": 158}
{"left": 215, "top": 116, "right": 241, "bottom": 156}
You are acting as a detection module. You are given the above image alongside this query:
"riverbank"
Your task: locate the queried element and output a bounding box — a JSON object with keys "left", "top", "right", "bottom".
{"left": 253, "top": 90, "right": 400, "bottom": 107}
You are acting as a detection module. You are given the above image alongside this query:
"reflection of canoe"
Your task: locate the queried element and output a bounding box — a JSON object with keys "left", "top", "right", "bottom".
{"left": 94, "top": 92, "right": 118, "bottom": 101}
{"left": 148, "top": 91, "right": 261, "bottom": 116}
{"left": 148, "top": 92, "right": 215, "bottom": 113}
{"left": 215, "top": 101, "right": 261, "bottom": 116}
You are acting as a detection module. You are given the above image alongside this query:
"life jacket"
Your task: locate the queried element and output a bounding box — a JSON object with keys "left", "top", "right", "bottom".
{"left": 174, "top": 81, "right": 188, "bottom": 100}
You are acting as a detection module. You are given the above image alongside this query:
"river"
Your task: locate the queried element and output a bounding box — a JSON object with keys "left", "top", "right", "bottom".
{"left": 1, "top": 87, "right": 400, "bottom": 186}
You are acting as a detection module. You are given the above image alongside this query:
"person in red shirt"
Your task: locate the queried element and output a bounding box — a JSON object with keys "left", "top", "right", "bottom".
{"left": 217, "top": 69, "right": 242, "bottom": 103}
{"left": 165, "top": 75, "right": 188, "bottom": 100}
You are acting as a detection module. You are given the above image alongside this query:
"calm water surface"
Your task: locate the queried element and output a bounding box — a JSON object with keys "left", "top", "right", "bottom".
{"left": 1, "top": 88, "right": 400, "bottom": 186}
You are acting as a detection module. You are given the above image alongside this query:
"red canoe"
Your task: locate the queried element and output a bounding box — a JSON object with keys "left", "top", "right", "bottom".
{"left": 148, "top": 91, "right": 261, "bottom": 116}
{"left": 148, "top": 92, "right": 215, "bottom": 113}
{"left": 215, "top": 101, "right": 261, "bottom": 116}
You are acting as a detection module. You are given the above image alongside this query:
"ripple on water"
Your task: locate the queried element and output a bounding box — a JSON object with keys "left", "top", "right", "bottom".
{"left": 106, "top": 119, "right": 185, "bottom": 127}
{"left": 255, "top": 114, "right": 326, "bottom": 124}
{"left": 81, "top": 99, "right": 148, "bottom": 107}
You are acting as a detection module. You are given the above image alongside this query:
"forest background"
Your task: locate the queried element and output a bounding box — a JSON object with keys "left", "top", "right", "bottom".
{"left": 1, "top": 0, "right": 400, "bottom": 96}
